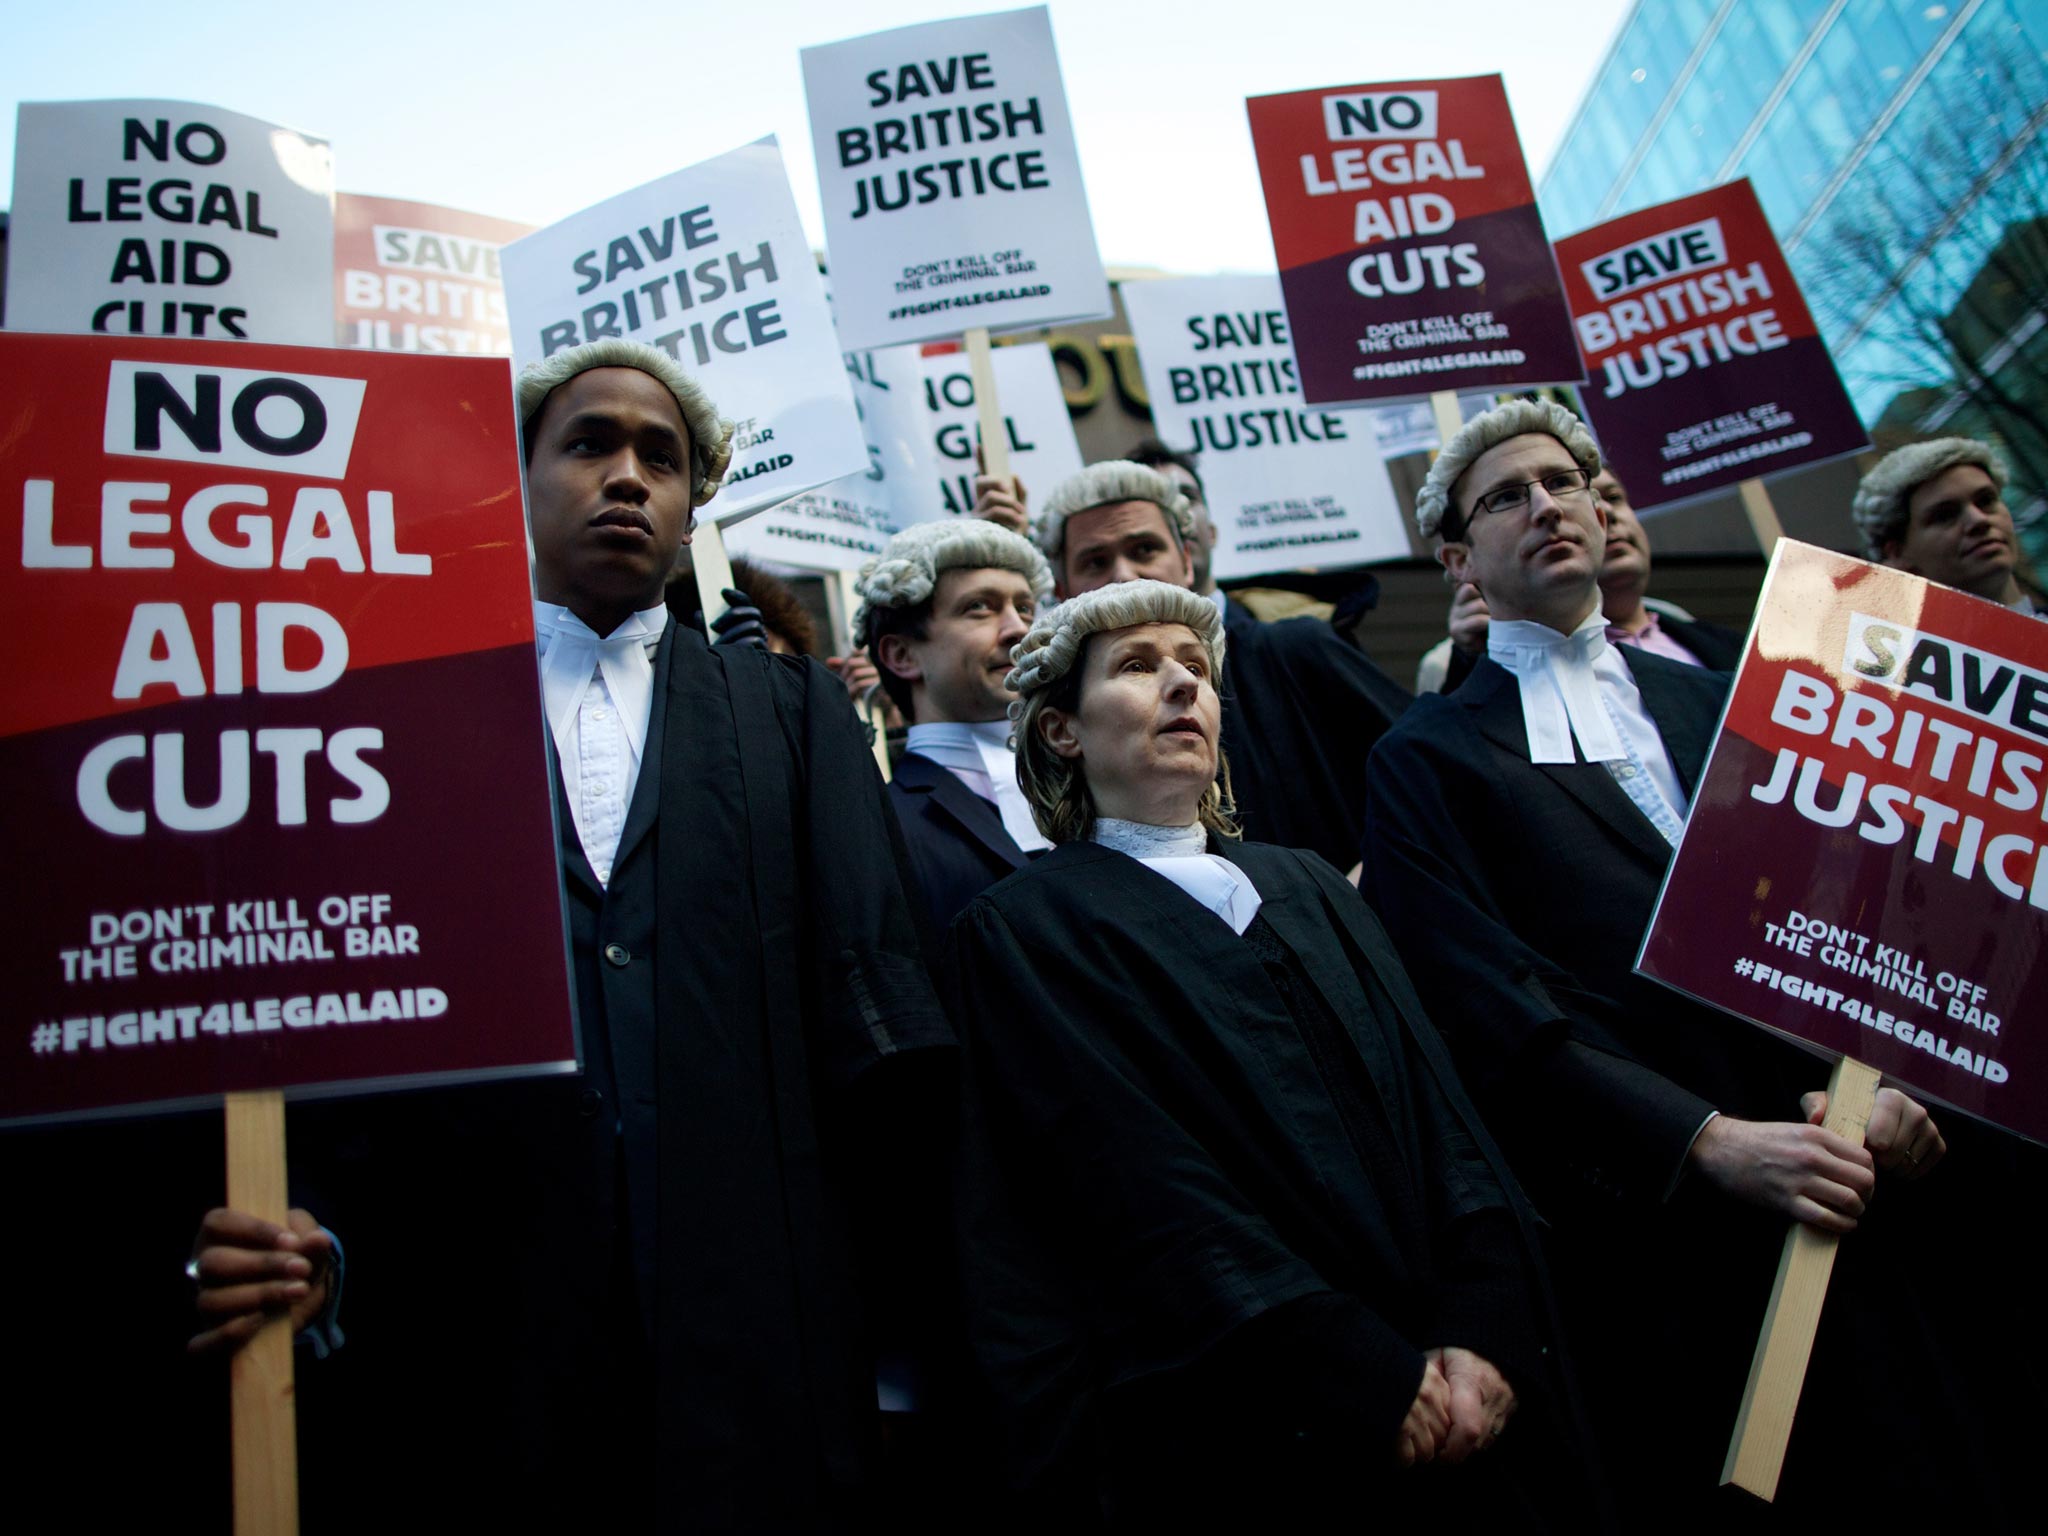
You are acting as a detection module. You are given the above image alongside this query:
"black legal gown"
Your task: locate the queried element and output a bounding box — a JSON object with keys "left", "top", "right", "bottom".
{"left": 943, "top": 838, "right": 1603, "bottom": 1530}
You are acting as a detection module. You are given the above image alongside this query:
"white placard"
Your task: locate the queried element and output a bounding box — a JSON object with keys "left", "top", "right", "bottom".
{"left": 876, "top": 341, "right": 1083, "bottom": 527}
{"left": 802, "top": 5, "right": 1110, "bottom": 353}
{"left": 1120, "top": 275, "right": 1410, "bottom": 579}
{"left": 499, "top": 137, "right": 866, "bottom": 524}
{"left": 725, "top": 350, "right": 901, "bottom": 571}
{"left": 7, "top": 99, "right": 335, "bottom": 344}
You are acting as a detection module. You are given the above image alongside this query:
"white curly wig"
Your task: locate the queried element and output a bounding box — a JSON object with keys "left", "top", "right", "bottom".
{"left": 852, "top": 519, "right": 1055, "bottom": 647}
{"left": 1006, "top": 578, "right": 1234, "bottom": 843}
{"left": 1005, "top": 578, "right": 1225, "bottom": 710}
{"left": 1851, "top": 438, "right": 2007, "bottom": 560}
{"left": 516, "top": 339, "right": 736, "bottom": 508}
{"left": 1415, "top": 399, "right": 1601, "bottom": 540}
{"left": 1034, "top": 459, "right": 1196, "bottom": 561}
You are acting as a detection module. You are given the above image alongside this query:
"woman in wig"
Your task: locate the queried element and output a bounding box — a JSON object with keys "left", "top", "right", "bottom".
{"left": 944, "top": 580, "right": 1599, "bottom": 1528}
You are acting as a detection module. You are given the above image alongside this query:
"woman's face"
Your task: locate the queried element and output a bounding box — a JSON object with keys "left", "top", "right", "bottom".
{"left": 1041, "top": 622, "right": 1220, "bottom": 824}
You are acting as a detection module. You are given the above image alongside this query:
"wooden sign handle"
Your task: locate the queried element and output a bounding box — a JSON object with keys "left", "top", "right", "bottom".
{"left": 691, "top": 517, "right": 737, "bottom": 634}
{"left": 1428, "top": 390, "right": 1463, "bottom": 460}
{"left": 225, "top": 1089, "right": 298, "bottom": 1536}
{"left": 965, "top": 327, "right": 1012, "bottom": 485}
{"left": 1721, "top": 1053, "right": 1883, "bottom": 1501}
{"left": 826, "top": 568, "right": 893, "bottom": 782}
{"left": 1738, "top": 477, "right": 1785, "bottom": 553}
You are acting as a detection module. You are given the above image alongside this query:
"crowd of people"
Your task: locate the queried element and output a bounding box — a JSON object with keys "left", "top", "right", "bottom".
{"left": 160, "top": 338, "right": 2042, "bottom": 1531}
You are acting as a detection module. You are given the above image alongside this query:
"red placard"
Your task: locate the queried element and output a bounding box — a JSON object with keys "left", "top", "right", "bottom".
{"left": 334, "top": 193, "right": 532, "bottom": 355}
{"left": 1640, "top": 542, "right": 2048, "bottom": 1144}
{"left": 0, "top": 332, "right": 575, "bottom": 1124}
{"left": 1555, "top": 180, "right": 1868, "bottom": 512}
{"left": 1246, "top": 74, "right": 1583, "bottom": 406}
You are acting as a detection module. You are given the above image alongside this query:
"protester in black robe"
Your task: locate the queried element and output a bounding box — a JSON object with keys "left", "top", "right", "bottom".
{"left": 856, "top": 518, "right": 1056, "bottom": 935}
{"left": 946, "top": 579, "right": 1598, "bottom": 1530}
{"left": 1363, "top": 399, "right": 2016, "bottom": 1530}
{"left": 184, "top": 340, "right": 952, "bottom": 1531}
{"left": 1030, "top": 459, "right": 1411, "bottom": 870}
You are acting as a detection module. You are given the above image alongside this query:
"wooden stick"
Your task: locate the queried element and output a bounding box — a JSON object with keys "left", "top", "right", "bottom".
{"left": 1737, "top": 477, "right": 1785, "bottom": 553}
{"left": 225, "top": 1089, "right": 298, "bottom": 1536}
{"left": 965, "top": 327, "right": 1011, "bottom": 485}
{"left": 1429, "top": 390, "right": 1464, "bottom": 461}
{"left": 826, "top": 569, "right": 893, "bottom": 782}
{"left": 691, "top": 517, "right": 737, "bottom": 633}
{"left": 1721, "top": 1054, "right": 1883, "bottom": 1501}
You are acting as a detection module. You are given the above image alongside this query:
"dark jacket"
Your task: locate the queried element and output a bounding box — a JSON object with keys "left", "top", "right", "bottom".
{"left": 887, "top": 750, "right": 1032, "bottom": 938}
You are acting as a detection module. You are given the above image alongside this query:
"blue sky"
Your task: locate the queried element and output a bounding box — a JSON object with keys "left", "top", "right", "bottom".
{"left": 2, "top": 0, "right": 1634, "bottom": 272}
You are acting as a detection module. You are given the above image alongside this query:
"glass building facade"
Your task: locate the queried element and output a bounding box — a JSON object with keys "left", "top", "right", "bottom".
{"left": 1539, "top": 0, "right": 2048, "bottom": 553}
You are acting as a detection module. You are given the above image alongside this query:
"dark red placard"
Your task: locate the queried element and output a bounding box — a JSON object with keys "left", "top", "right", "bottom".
{"left": 0, "top": 331, "right": 574, "bottom": 1123}
{"left": 1554, "top": 180, "right": 1868, "bottom": 512}
{"left": 1639, "top": 542, "right": 2048, "bottom": 1145}
{"left": 1246, "top": 74, "right": 1583, "bottom": 406}
{"left": 334, "top": 193, "right": 531, "bottom": 356}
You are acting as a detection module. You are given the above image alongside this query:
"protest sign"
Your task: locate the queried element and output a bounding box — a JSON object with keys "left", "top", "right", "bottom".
{"left": 877, "top": 340, "right": 1083, "bottom": 526}
{"left": 0, "top": 331, "right": 575, "bottom": 1125}
{"left": 1639, "top": 542, "right": 2047, "bottom": 1146}
{"left": 1120, "top": 274, "right": 1408, "bottom": 579}
{"left": 499, "top": 137, "right": 866, "bottom": 523}
{"left": 1556, "top": 180, "right": 1868, "bottom": 513}
{"left": 7, "top": 100, "right": 334, "bottom": 344}
{"left": 1246, "top": 75, "right": 1581, "bottom": 407}
{"left": 802, "top": 5, "right": 1110, "bottom": 353}
{"left": 725, "top": 349, "right": 900, "bottom": 572}
{"left": 335, "top": 193, "right": 531, "bottom": 355}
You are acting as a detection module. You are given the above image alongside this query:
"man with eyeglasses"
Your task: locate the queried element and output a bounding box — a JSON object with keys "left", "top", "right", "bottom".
{"left": 1355, "top": 400, "right": 1983, "bottom": 1527}
{"left": 1420, "top": 466, "right": 1742, "bottom": 693}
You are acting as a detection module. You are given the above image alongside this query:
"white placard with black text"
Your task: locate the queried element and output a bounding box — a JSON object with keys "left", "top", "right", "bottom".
{"left": 802, "top": 5, "right": 1110, "bottom": 352}
{"left": 7, "top": 99, "right": 334, "bottom": 344}
{"left": 499, "top": 137, "right": 866, "bottom": 523}
{"left": 1121, "top": 275, "right": 1410, "bottom": 579}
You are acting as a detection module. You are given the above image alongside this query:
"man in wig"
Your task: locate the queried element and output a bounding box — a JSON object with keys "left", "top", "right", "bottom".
{"left": 186, "top": 339, "right": 950, "bottom": 1530}
{"left": 1031, "top": 459, "right": 1410, "bottom": 869}
{"left": 1852, "top": 436, "right": 2043, "bottom": 616}
{"left": 945, "top": 578, "right": 1596, "bottom": 1527}
{"left": 856, "top": 518, "right": 1056, "bottom": 933}
{"left": 1359, "top": 399, "right": 2007, "bottom": 1527}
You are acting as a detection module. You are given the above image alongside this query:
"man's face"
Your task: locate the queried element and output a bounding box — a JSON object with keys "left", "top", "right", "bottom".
{"left": 1594, "top": 469, "right": 1651, "bottom": 594}
{"left": 880, "top": 566, "right": 1039, "bottom": 724}
{"left": 1059, "top": 499, "right": 1194, "bottom": 597}
{"left": 1438, "top": 432, "right": 1605, "bottom": 627}
{"left": 1157, "top": 464, "right": 1218, "bottom": 590}
{"left": 526, "top": 367, "right": 695, "bottom": 633}
{"left": 1887, "top": 464, "right": 2017, "bottom": 600}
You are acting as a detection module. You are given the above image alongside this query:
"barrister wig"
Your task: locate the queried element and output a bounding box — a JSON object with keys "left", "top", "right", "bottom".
{"left": 852, "top": 519, "right": 1056, "bottom": 648}
{"left": 1415, "top": 399, "right": 1602, "bottom": 541}
{"left": 1851, "top": 437, "right": 2008, "bottom": 561}
{"left": 1033, "top": 460, "right": 1197, "bottom": 561}
{"left": 1007, "top": 579, "right": 1238, "bottom": 844}
{"left": 516, "top": 339, "right": 736, "bottom": 509}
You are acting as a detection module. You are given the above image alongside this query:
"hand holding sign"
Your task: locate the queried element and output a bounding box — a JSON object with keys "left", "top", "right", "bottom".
{"left": 187, "top": 1207, "right": 333, "bottom": 1355}
{"left": 1688, "top": 1112, "right": 1876, "bottom": 1233}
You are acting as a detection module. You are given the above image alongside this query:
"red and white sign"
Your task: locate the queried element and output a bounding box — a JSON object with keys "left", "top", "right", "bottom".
{"left": 1246, "top": 74, "right": 1582, "bottom": 406}
{"left": 1556, "top": 180, "right": 1868, "bottom": 512}
{"left": 335, "top": 193, "right": 532, "bottom": 355}
{"left": 0, "top": 332, "right": 575, "bottom": 1124}
{"left": 1641, "top": 542, "right": 2048, "bottom": 1145}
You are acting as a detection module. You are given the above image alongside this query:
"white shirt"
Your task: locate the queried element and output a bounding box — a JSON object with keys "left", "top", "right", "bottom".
{"left": 533, "top": 601, "right": 667, "bottom": 885}
{"left": 1090, "top": 817, "right": 1263, "bottom": 935}
{"left": 905, "top": 720, "right": 1052, "bottom": 853}
{"left": 1489, "top": 609, "right": 1688, "bottom": 845}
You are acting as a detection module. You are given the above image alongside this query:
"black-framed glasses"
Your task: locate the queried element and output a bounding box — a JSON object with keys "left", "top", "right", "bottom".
{"left": 1471, "top": 468, "right": 1595, "bottom": 520}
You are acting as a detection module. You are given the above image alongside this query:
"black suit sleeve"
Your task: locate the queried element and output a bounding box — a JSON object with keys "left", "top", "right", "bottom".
{"left": 1360, "top": 728, "right": 1713, "bottom": 1205}
{"left": 780, "top": 654, "right": 954, "bottom": 1082}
